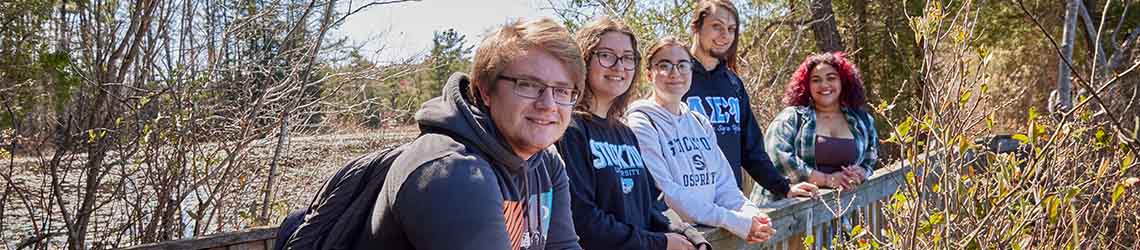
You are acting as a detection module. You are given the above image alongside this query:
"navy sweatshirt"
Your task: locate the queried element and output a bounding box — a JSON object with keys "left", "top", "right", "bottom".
{"left": 555, "top": 114, "right": 673, "bottom": 250}
{"left": 684, "top": 60, "right": 791, "bottom": 197}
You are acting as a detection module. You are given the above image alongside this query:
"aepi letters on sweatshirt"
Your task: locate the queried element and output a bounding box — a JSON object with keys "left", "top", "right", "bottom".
{"left": 686, "top": 96, "right": 742, "bottom": 134}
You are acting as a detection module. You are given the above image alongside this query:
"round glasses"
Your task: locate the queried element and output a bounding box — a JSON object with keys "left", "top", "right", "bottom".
{"left": 593, "top": 51, "right": 637, "bottom": 71}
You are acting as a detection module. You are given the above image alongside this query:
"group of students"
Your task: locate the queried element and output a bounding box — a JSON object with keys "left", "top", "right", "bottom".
{"left": 276, "top": 0, "right": 879, "bottom": 249}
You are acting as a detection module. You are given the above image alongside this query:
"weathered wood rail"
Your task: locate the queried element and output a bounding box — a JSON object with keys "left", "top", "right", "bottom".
{"left": 704, "top": 162, "right": 909, "bottom": 250}
{"left": 121, "top": 227, "right": 277, "bottom": 250}
{"left": 123, "top": 162, "right": 911, "bottom": 250}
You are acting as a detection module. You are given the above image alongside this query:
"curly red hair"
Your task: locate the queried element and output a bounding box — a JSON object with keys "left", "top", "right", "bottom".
{"left": 783, "top": 52, "right": 867, "bottom": 109}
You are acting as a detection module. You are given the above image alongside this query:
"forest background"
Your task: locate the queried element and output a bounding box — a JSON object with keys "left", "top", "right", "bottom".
{"left": 1, "top": 0, "right": 1139, "bottom": 249}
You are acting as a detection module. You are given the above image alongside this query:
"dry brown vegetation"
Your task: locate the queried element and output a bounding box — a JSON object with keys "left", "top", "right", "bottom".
{"left": 2, "top": 0, "right": 1139, "bottom": 249}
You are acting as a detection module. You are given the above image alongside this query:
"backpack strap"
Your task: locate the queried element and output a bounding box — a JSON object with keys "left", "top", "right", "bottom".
{"left": 633, "top": 110, "right": 660, "bottom": 132}
{"left": 633, "top": 110, "right": 668, "bottom": 157}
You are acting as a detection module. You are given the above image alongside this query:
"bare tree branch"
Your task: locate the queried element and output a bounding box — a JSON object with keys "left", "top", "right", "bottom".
{"left": 334, "top": 0, "right": 420, "bottom": 25}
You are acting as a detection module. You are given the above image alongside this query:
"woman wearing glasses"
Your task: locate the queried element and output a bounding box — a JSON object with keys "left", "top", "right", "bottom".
{"left": 555, "top": 17, "right": 706, "bottom": 250}
{"left": 627, "top": 37, "right": 774, "bottom": 244}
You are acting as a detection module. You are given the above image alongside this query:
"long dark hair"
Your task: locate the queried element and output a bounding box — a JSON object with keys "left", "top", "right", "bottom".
{"left": 690, "top": 0, "right": 741, "bottom": 72}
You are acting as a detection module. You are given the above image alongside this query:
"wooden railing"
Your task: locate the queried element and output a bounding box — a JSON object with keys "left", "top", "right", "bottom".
{"left": 702, "top": 162, "right": 910, "bottom": 250}
{"left": 121, "top": 227, "right": 277, "bottom": 250}
{"left": 122, "top": 163, "right": 911, "bottom": 250}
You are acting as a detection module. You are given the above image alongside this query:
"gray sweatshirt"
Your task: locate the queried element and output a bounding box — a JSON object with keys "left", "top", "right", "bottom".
{"left": 625, "top": 99, "right": 762, "bottom": 240}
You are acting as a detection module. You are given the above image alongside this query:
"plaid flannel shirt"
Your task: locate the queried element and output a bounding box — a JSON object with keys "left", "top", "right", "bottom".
{"left": 764, "top": 106, "right": 879, "bottom": 182}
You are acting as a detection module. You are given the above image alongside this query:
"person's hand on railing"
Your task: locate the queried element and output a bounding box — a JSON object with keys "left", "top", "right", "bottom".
{"left": 808, "top": 171, "right": 856, "bottom": 190}
{"left": 746, "top": 215, "right": 775, "bottom": 244}
{"left": 788, "top": 182, "right": 820, "bottom": 198}
{"left": 841, "top": 166, "right": 867, "bottom": 185}
{"left": 666, "top": 232, "right": 696, "bottom": 250}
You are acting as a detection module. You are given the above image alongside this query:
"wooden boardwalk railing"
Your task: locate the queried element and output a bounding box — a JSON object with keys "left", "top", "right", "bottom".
{"left": 121, "top": 227, "right": 277, "bottom": 250}
{"left": 123, "top": 162, "right": 911, "bottom": 250}
{"left": 703, "top": 162, "right": 909, "bottom": 250}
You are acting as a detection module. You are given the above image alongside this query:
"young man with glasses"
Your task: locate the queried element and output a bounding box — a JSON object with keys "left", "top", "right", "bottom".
{"left": 684, "top": 0, "right": 818, "bottom": 200}
{"left": 353, "top": 18, "right": 585, "bottom": 249}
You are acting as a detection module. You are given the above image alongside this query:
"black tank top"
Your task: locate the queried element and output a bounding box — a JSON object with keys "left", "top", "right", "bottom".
{"left": 814, "top": 135, "right": 858, "bottom": 174}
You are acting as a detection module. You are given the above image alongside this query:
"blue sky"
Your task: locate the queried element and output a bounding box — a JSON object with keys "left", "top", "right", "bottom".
{"left": 335, "top": 0, "right": 558, "bottom": 64}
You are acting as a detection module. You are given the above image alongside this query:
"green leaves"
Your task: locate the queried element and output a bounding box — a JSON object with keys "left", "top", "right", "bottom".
{"left": 1122, "top": 154, "right": 1135, "bottom": 173}
{"left": 1044, "top": 195, "right": 1061, "bottom": 224}
{"left": 918, "top": 211, "right": 944, "bottom": 235}
{"left": 1111, "top": 181, "right": 1127, "bottom": 206}
{"left": 986, "top": 113, "right": 995, "bottom": 129}
{"left": 851, "top": 225, "right": 865, "bottom": 238}
{"left": 1095, "top": 129, "right": 1108, "bottom": 147}
{"left": 888, "top": 116, "right": 915, "bottom": 144}
{"left": 1012, "top": 134, "right": 1029, "bottom": 144}
{"left": 877, "top": 100, "right": 896, "bottom": 113}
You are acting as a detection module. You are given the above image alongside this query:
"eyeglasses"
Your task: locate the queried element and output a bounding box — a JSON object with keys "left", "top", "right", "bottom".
{"left": 651, "top": 60, "right": 693, "bottom": 74}
{"left": 593, "top": 51, "right": 637, "bottom": 71}
{"left": 498, "top": 75, "right": 581, "bottom": 106}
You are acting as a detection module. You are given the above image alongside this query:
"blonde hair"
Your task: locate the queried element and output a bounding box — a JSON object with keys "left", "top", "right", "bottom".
{"left": 469, "top": 18, "right": 586, "bottom": 107}
{"left": 573, "top": 16, "right": 641, "bottom": 123}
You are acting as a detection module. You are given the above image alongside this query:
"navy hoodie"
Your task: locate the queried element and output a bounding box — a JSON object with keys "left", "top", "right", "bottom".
{"left": 360, "top": 73, "right": 581, "bottom": 250}
{"left": 684, "top": 60, "right": 791, "bottom": 197}
{"left": 555, "top": 114, "right": 672, "bottom": 249}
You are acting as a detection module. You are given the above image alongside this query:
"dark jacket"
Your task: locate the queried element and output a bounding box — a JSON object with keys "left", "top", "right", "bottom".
{"left": 684, "top": 60, "right": 791, "bottom": 198}
{"left": 555, "top": 114, "right": 671, "bottom": 249}
{"left": 556, "top": 114, "right": 710, "bottom": 249}
{"left": 359, "top": 72, "right": 581, "bottom": 250}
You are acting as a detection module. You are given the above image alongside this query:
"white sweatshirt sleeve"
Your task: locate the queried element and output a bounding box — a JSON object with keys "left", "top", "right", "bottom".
{"left": 627, "top": 111, "right": 756, "bottom": 240}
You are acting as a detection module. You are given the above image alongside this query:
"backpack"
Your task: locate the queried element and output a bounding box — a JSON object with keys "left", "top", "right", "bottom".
{"left": 273, "top": 142, "right": 403, "bottom": 250}
{"left": 276, "top": 127, "right": 487, "bottom": 249}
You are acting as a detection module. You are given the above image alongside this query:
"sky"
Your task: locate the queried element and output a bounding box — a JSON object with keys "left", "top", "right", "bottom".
{"left": 334, "top": 0, "right": 560, "bottom": 64}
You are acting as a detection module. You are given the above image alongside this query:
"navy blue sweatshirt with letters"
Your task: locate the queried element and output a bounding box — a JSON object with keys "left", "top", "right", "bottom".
{"left": 555, "top": 114, "right": 673, "bottom": 250}
{"left": 684, "top": 60, "right": 791, "bottom": 197}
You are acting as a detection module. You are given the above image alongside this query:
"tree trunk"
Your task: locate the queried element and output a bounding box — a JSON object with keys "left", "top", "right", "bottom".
{"left": 852, "top": 0, "right": 868, "bottom": 64}
{"left": 1076, "top": 0, "right": 1109, "bottom": 81}
{"left": 809, "top": 0, "right": 845, "bottom": 52}
{"left": 1056, "top": 0, "right": 1078, "bottom": 113}
{"left": 261, "top": 111, "right": 289, "bottom": 224}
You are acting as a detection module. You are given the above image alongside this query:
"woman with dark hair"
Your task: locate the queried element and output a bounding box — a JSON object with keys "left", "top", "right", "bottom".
{"left": 555, "top": 17, "right": 706, "bottom": 250}
{"left": 766, "top": 52, "right": 879, "bottom": 190}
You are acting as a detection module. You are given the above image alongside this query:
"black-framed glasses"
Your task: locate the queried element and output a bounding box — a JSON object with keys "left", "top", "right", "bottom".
{"left": 497, "top": 75, "right": 581, "bottom": 106}
{"left": 651, "top": 60, "right": 693, "bottom": 74}
{"left": 593, "top": 51, "right": 637, "bottom": 71}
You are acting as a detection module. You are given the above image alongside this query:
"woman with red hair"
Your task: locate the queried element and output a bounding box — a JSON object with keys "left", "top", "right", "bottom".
{"left": 765, "top": 52, "right": 879, "bottom": 190}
